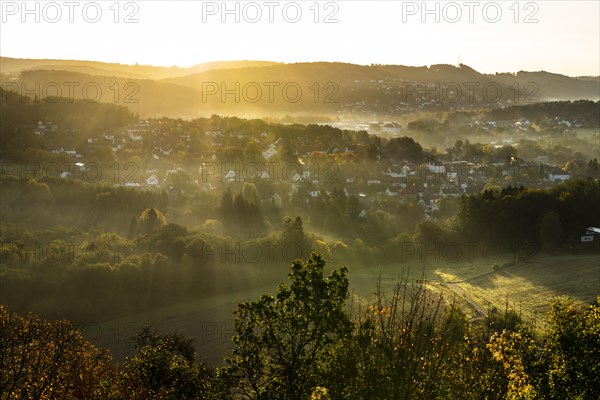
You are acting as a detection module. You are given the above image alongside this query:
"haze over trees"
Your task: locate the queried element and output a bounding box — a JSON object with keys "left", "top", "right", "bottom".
{"left": 1, "top": 58, "right": 599, "bottom": 398}
{"left": 1, "top": 89, "right": 599, "bottom": 325}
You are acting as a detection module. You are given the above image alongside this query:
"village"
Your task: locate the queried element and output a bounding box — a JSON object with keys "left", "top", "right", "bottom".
{"left": 18, "top": 112, "right": 595, "bottom": 221}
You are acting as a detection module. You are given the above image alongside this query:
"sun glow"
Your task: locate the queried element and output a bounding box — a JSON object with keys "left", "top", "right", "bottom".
{"left": 1, "top": 1, "right": 598, "bottom": 76}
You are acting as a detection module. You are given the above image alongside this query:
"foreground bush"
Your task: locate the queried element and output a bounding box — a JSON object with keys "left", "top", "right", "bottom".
{"left": 0, "top": 305, "right": 117, "bottom": 399}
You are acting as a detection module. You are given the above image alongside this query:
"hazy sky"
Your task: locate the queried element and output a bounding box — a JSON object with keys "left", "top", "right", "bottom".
{"left": 1, "top": 0, "right": 599, "bottom": 76}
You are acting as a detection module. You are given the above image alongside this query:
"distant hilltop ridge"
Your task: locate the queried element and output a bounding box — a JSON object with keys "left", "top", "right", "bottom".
{"left": 2, "top": 57, "right": 598, "bottom": 80}
{"left": 0, "top": 57, "right": 282, "bottom": 80}
{"left": 1, "top": 57, "right": 598, "bottom": 118}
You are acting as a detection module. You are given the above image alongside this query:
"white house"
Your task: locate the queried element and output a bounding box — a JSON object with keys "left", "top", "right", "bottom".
{"left": 262, "top": 144, "right": 278, "bottom": 160}
{"left": 549, "top": 174, "right": 571, "bottom": 182}
{"left": 427, "top": 162, "right": 445, "bottom": 174}
{"left": 146, "top": 174, "right": 159, "bottom": 186}
{"left": 123, "top": 182, "right": 140, "bottom": 188}
{"left": 384, "top": 168, "right": 407, "bottom": 178}
{"left": 385, "top": 188, "right": 399, "bottom": 197}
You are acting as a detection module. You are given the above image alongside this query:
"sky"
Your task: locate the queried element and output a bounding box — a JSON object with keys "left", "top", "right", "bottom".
{"left": 1, "top": 0, "right": 599, "bottom": 76}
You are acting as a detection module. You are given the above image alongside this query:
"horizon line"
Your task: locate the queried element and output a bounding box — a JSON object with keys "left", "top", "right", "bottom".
{"left": 3, "top": 55, "right": 600, "bottom": 79}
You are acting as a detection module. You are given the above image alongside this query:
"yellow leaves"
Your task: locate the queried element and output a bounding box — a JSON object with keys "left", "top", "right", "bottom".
{"left": 310, "top": 386, "right": 331, "bottom": 400}
{"left": 487, "top": 330, "right": 537, "bottom": 400}
{"left": 1, "top": 306, "right": 116, "bottom": 399}
{"left": 366, "top": 304, "right": 392, "bottom": 318}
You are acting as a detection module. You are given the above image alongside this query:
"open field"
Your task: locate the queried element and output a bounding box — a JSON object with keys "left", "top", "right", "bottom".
{"left": 439, "top": 254, "right": 600, "bottom": 326}
{"left": 347, "top": 250, "right": 521, "bottom": 302}
{"left": 80, "top": 263, "right": 288, "bottom": 365}
{"left": 82, "top": 284, "right": 278, "bottom": 365}
{"left": 322, "top": 252, "right": 600, "bottom": 327}
{"left": 83, "top": 252, "right": 599, "bottom": 366}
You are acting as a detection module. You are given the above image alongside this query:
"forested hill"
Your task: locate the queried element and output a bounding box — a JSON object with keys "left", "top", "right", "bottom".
{"left": 0, "top": 57, "right": 280, "bottom": 79}
{"left": 3, "top": 60, "right": 598, "bottom": 117}
{"left": 166, "top": 62, "right": 599, "bottom": 100}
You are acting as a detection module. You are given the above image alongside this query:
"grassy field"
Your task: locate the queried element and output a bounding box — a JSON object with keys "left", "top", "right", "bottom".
{"left": 346, "top": 250, "right": 520, "bottom": 303}
{"left": 82, "top": 252, "right": 599, "bottom": 366}
{"left": 437, "top": 254, "right": 600, "bottom": 326}
{"left": 80, "top": 263, "right": 288, "bottom": 365}
{"left": 346, "top": 252, "right": 600, "bottom": 326}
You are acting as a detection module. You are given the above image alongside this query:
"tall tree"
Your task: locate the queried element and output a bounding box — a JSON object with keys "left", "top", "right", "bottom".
{"left": 223, "top": 254, "right": 352, "bottom": 399}
{"left": 139, "top": 208, "right": 167, "bottom": 234}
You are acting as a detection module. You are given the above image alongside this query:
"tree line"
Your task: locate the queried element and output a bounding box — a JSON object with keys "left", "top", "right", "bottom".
{"left": 2, "top": 179, "right": 600, "bottom": 323}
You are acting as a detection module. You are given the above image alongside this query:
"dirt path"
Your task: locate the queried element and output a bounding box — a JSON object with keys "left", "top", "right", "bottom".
{"left": 444, "top": 282, "right": 487, "bottom": 318}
